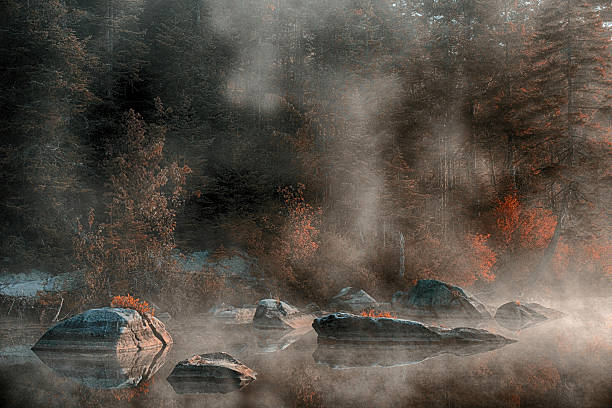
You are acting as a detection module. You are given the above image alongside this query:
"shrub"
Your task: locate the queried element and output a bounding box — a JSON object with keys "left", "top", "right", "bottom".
{"left": 110, "top": 294, "right": 155, "bottom": 316}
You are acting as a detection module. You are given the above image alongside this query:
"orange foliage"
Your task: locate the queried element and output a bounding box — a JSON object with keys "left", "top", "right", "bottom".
{"left": 495, "top": 195, "right": 521, "bottom": 244}
{"left": 467, "top": 233, "right": 497, "bottom": 282}
{"left": 494, "top": 195, "right": 557, "bottom": 249}
{"left": 519, "top": 207, "right": 557, "bottom": 249}
{"left": 110, "top": 294, "right": 155, "bottom": 316}
{"left": 112, "top": 378, "right": 152, "bottom": 401}
{"left": 279, "top": 183, "right": 322, "bottom": 262}
{"left": 360, "top": 309, "right": 397, "bottom": 318}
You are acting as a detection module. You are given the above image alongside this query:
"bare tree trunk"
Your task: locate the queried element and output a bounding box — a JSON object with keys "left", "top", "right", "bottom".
{"left": 399, "top": 232, "right": 405, "bottom": 278}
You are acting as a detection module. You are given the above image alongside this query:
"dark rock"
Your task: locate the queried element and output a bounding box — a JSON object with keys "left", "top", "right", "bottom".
{"left": 32, "top": 308, "right": 172, "bottom": 352}
{"left": 312, "top": 313, "right": 514, "bottom": 344}
{"left": 252, "top": 299, "right": 313, "bottom": 329}
{"left": 33, "top": 347, "right": 169, "bottom": 389}
{"left": 392, "top": 279, "right": 491, "bottom": 319}
{"left": 167, "top": 352, "right": 256, "bottom": 394}
{"left": 328, "top": 287, "right": 379, "bottom": 312}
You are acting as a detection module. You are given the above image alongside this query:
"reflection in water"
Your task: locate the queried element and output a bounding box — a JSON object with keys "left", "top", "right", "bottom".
{"left": 168, "top": 375, "right": 248, "bottom": 394}
{"left": 313, "top": 341, "right": 513, "bottom": 369}
{"left": 253, "top": 326, "right": 312, "bottom": 353}
{"left": 33, "top": 346, "right": 170, "bottom": 389}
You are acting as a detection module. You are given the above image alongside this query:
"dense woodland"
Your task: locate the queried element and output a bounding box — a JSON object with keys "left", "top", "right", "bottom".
{"left": 1, "top": 0, "right": 611, "bottom": 311}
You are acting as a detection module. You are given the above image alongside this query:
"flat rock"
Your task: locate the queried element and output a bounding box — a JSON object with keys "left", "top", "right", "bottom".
{"left": 33, "top": 347, "right": 169, "bottom": 389}
{"left": 313, "top": 313, "right": 514, "bottom": 344}
{"left": 31, "top": 308, "right": 172, "bottom": 352}
{"left": 392, "top": 279, "right": 491, "bottom": 319}
{"left": 328, "top": 287, "right": 379, "bottom": 312}
{"left": 252, "top": 299, "right": 313, "bottom": 329}
{"left": 167, "top": 352, "right": 256, "bottom": 394}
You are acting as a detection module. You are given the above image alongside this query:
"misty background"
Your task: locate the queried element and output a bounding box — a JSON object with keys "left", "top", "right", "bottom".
{"left": 1, "top": 0, "right": 611, "bottom": 311}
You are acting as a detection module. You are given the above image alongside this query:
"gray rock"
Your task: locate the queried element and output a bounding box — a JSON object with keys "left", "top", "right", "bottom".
{"left": 176, "top": 249, "right": 257, "bottom": 281}
{"left": 494, "top": 301, "right": 560, "bottom": 330}
{"left": 252, "top": 299, "right": 314, "bottom": 330}
{"left": 0, "top": 269, "right": 84, "bottom": 298}
{"left": 392, "top": 279, "right": 491, "bottom": 319}
{"left": 32, "top": 307, "right": 172, "bottom": 352}
{"left": 312, "top": 313, "right": 514, "bottom": 344}
{"left": 328, "top": 287, "right": 379, "bottom": 312}
{"left": 210, "top": 303, "right": 256, "bottom": 324}
{"left": 523, "top": 302, "right": 564, "bottom": 319}
{"left": 167, "top": 352, "right": 256, "bottom": 394}
{"left": 33, "top": 346, "right": 169, "bottom": 389}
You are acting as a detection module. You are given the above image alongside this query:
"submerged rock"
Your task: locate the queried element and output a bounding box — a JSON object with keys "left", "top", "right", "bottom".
{"left": 313, "top": 313, "right": 514, "bottom": 344}
{"left": 167, "top": 352, "right": 256, "bottom": 394}
{"left": 32, "top": 308, "right": 172, "bottom": 352}
{"left": 392, "top": 279, "right": 491, "bottom": 319}
{"left": 328, "top": 287, "right": 379, "bottom": 312}
{"left": 210, "top": 303, "right": 256, "bottom": 325}
{"left": 252, "top": 299, "right": 313, "bottom": 329}
{"left": 494, "top": 301, "right": 562, "bottom": 330}
{"left": 34, "top": 347, "right": 169, "bottom": 389}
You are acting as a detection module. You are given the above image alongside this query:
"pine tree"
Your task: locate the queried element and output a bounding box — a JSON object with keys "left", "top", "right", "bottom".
{"left": 519, "top": 0, "right": 612, "bottom": 285}
{"left": 0, "top": 0, "right": 93, "bottom": 269}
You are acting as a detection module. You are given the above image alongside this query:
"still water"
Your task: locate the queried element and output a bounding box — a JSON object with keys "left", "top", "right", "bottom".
{"left": 1, "top": 298, "right": 611, "bottom": 408}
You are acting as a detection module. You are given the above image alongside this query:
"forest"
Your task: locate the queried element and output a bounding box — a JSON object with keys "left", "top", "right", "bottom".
{"left": 1, "top": 0, "right": 611, "bottom": 314}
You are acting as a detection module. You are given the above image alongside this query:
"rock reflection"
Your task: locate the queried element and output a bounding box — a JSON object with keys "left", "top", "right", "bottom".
{"left": 253, "top": 326, "right": 312, "bottom": 353}
{"left": 32, "top": 346, "right": 170, "bottom": 389}
{"left": 168, "top": 376, "right": 249, "bottom": 394}
{"left": 313, "top": 341, "right": 512, "bottom": 369}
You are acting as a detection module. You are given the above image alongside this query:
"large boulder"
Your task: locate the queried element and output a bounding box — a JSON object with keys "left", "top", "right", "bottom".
{"left": 32, "top": 308, "right": 172, "bottom": 352}
{"left": 312, "top": 313, "right": 514, "bottom": 344}
{"left": 392, "top": 279, "right": 491, "bottom": 319}
{"left": 252, "top": 299, "right": 313, "bottom": 329}
{"left": 328, "top": 287, "right": 379, "bottom": 312}
{"left": 33, "top": 347, "right": 169, "bottom": 389}
{"left": 167, "top": 352, "right": 256, "bottom": 394}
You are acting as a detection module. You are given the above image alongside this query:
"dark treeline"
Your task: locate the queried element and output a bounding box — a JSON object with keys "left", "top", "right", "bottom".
{"left": 1, "top": 0, "right": 611, "bottom": 308}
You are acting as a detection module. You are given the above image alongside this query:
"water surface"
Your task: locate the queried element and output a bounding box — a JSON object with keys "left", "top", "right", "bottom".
{"left": 1, "top": 298, "right": 611, "bottom": 408}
